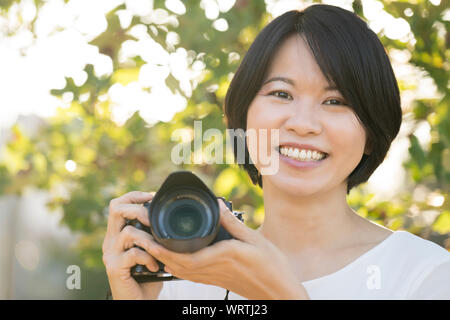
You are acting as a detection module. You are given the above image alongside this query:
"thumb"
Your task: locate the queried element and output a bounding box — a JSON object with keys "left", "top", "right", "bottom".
{"left": 218, "top": 199, "right": 255, "bottom": 243}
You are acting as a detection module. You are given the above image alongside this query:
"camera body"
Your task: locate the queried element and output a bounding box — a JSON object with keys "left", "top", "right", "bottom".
{"left": 125, "top": 171, "right": 243, "bottom": 283}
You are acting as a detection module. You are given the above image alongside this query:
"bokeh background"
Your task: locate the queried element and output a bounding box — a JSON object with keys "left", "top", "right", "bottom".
{"left": 0, "top": 0, "right": 448, "bottom": 299}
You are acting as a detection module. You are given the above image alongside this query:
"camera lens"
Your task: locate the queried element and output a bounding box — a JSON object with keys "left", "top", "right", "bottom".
{"left": 158, "top": 195, "right": 214, "bottom": 240}
{"left": 167, "top": 201, "right": 205, "bottom": 238}
{"left": 169, "top": 206, "right": 199, "bottom": 237}
{"left": 146, "top": 172, "right": 223, "bottom": 253}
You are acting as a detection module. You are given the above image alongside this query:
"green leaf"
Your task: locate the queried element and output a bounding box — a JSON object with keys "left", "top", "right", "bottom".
{"left": 432, "top": 211, "right": 450, "bottom": 235}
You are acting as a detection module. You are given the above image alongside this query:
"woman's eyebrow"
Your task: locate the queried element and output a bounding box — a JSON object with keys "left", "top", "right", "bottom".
{"left": 325, "top": 84, "right": 338, "bottom": 91}
{"left": 262, "top": 77, "right": 339, "bottom": 92}
{"left": 262, "top": 76, "right": 295, "bottom": 86}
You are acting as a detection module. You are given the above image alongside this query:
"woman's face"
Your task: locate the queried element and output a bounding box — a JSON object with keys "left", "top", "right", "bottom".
{"left": 246, "top": 34, "right": 368, "bottom": 196}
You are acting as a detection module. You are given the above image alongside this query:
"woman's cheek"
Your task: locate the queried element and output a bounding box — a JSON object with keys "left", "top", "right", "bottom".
{"left": 248, "top": 98, "right": 286, "bottom": 132}
{"left": 327, "top": 115, "right": 367, "bottom": 168}
{"left": 246, "top": 101, "right": 282, "bottom": 171}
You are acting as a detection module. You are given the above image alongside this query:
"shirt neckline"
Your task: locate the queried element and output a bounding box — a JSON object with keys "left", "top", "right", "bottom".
{"left": 301, "top": 230, "right": 402, "bottom": 285}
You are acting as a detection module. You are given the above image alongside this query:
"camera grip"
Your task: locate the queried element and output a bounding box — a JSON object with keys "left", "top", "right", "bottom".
{"left": 126, "top": 197, "right": 243, "bottom": 283}
{"left": 125, "top": 219, "right": 177, "bottom": 282}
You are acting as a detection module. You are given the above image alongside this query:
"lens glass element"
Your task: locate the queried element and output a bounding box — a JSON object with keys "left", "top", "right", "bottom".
{"left": 162, "top": 198, "right": 211, "bottom": 239}
{"left": 169, "top": 205, "right": 202, "bottom": 237}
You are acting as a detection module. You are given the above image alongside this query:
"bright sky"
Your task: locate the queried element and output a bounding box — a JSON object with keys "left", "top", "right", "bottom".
{"left": 0, "top": 0, "right": 442, "bottom": 197}
{"left": 0, "top": 0, "right": 437, "bottom": 127}
{"left": 0, "top": 0, "right": 240, "bottom": 129}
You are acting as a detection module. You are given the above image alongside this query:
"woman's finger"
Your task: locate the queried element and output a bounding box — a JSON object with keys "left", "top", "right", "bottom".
{"left": 119, "top": 247, "right": 160, "bottom": 273}
{"left": 143, "top": 234, "right": 240, "bottom": 275}
{"left": 138, "top": 240, "right": 190, "bottom": 272}
{"left": 218, "top": 199, "right": 257, "bottom": 243}
{"left": 107, "top": 191, "right": 155, "bottom": 234}
{"left": 115, "top": 224, "right": 154, "bottom": 253}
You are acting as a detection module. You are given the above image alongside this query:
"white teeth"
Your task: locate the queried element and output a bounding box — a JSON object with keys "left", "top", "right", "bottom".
{"left": 279, "top": 146, "right": 326, "bottom": 161}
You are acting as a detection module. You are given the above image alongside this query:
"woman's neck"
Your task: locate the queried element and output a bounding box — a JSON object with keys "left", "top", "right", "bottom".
{"left": 258, "top": 178, "right": 362, "bottom": 254}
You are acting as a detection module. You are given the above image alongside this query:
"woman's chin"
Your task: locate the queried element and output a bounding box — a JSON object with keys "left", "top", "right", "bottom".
{"left": 264, "top": 174, "right": 327, "bottom": 197}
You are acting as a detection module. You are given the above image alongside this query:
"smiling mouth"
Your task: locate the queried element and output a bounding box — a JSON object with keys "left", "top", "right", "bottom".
{"left": 276, "top": 146, "right": 329, "bottom": 161}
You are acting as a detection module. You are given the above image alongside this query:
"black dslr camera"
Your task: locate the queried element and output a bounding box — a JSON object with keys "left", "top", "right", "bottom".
{"left": 126, "top": 170, "right": 243, "bottom": 283}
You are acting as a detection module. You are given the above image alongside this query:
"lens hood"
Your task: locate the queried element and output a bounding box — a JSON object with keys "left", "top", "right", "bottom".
{"left": 146, "top": 171, "right": 221, "bottom": 253}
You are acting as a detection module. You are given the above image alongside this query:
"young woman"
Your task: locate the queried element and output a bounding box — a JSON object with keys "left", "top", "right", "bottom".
{"left": 102, "top": 4, "right": 450, "bottom": 299}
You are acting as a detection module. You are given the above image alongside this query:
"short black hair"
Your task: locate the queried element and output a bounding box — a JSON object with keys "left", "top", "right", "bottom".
{"left": 224, "top": 4, "right": 402, "bottom": 194}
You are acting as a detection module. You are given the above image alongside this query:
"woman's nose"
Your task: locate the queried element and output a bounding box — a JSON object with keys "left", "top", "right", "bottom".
{"left": 283, "top": 100, "right": 322, "bottom": 136}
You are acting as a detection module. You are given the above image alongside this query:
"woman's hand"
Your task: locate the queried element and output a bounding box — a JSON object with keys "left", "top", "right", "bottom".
{"left": 102, "top": 191, "right": 163, "bottom": 300}
{"left": 137, "top": 199, "right": 310, "bottom": 300}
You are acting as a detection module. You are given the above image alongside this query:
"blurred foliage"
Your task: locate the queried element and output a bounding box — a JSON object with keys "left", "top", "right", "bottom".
{"left": 376, "top": 0, "right": 450, "bottom": 244}
{"left": 0, "top": 0, "right": 449, "bottom": 297}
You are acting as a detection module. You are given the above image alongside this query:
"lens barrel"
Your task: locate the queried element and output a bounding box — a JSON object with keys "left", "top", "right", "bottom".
{"left": 129, "top": 171, "right": 243, "bottom": 282}
{"left": 146, "top": 171, "right": 221, "bottom": 253}
{"left": 156, "top": 188, "right": 215, "bottom": 241}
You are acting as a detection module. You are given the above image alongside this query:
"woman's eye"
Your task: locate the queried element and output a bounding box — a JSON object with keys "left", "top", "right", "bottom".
{"left": 323, "top": 98, "right": 347, "bottom": 106}
{"left": 268, "top": 90, "right": 292, "bottom": 100}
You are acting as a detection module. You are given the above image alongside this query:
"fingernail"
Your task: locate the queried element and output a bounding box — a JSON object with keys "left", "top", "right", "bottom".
{"left": 151, "top": 264, "right": 159, "bottom": 272}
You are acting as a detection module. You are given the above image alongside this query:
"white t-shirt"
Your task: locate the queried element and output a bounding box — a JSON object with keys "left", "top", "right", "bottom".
{"left": 157, "top": 230, "right": 450, "bottom": 300}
